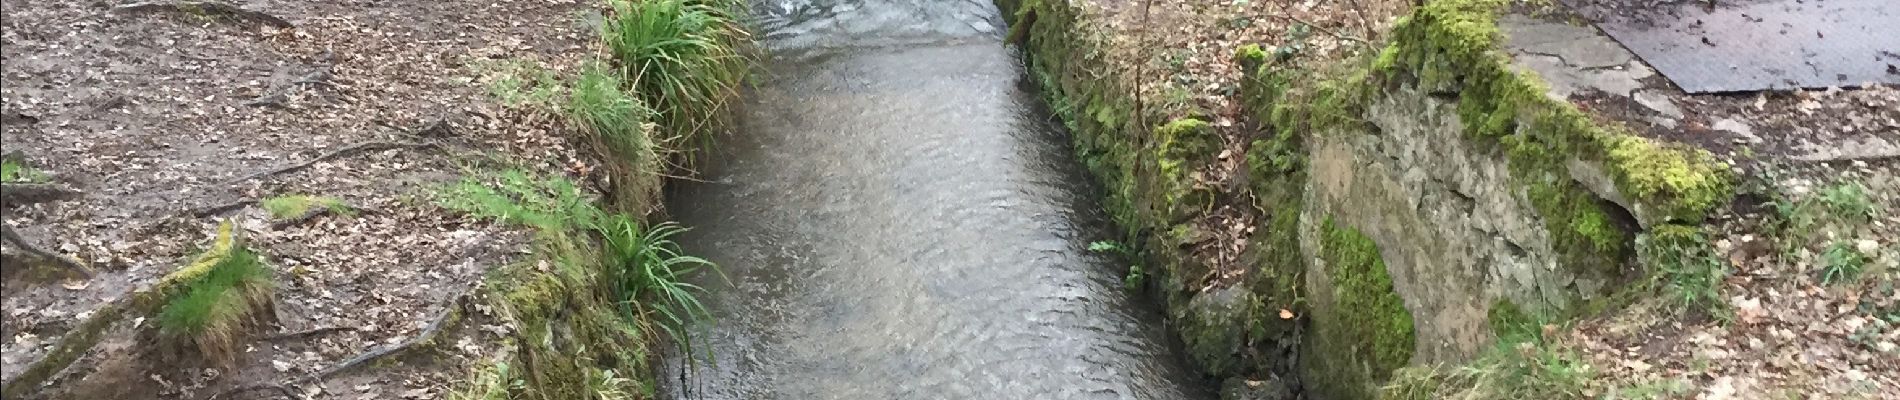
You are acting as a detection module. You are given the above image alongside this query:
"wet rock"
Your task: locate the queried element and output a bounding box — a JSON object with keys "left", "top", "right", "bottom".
{"left": 1180, "top": 285, "right": 1257, "bottom": 378}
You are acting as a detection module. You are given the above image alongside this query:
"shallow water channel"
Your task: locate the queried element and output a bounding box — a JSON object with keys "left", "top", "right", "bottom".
{"left": 664, "top": 0, "right": 1212, "bottom": 398}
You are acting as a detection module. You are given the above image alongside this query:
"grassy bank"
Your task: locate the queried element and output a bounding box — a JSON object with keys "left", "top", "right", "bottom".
{"left": 443, "top": 0, "right": 751, "bottom": 398}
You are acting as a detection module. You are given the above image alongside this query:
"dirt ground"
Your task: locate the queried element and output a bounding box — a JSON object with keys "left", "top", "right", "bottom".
{"left": 2, "top": 0, "right": 607, "bottom": 398}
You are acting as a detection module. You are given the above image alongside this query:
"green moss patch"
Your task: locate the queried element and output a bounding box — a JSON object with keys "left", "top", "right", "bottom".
{"left": 1305, "top": 217, "right": 1417, "bottom": 399}
{"left": 1, "top": 158, "right": 48, "bottom": 183}
{"left": 261, "top": 195, "right": 354, "bottom": 220}
{"left": 1390, "top": 0, "right": 1732, "bottom": 226}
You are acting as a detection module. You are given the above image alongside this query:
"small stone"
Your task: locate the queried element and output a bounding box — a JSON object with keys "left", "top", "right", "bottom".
{"left": 1634, "top": 90, "right": 1683, "bottom": 119}
{"left": 271, "top": 360, "right": 292, "bottom": 372}
{"left": 1856, "top": 239, "right": 1879, "bottom": 255}
{"left": 1713, "top": 118, "right": 1762, "bottom": 143}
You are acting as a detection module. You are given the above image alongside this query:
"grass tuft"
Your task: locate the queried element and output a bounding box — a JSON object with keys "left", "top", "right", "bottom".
{"left": 155, "top": 245, "right": 275, "bottom": 364}
{"left": 438, "top": 169, "right": 602, "bottom": 231}
{"left": 590, "top": 215, "right": 720, "bottom": 364}
{"left": 1, "top": 158, "right": 48, "bottom": 183}
{"left": 260, "top": 195, "right": 354, "bottom": 220}
{"left": 568, "top": 63, "right": 666, "bottom": 214}
{"left": 600, "top": 0, "right": 750, "bottom": 161}
{"left": 1637, "top": 224, "right": 1727, "bottom": 317}
{"left": 1821, "top": 239, "right": 1869, "bottom": 285}
{"left": 1382, "top": 313, "right": 1594, "bottom": 400}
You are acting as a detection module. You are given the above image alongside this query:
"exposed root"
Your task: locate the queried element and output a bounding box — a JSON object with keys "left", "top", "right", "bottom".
{"left": 0, "top": 224, "right": 93, "bottom": 277}
{"left": 191, "top": 200, "right": 259, "bottom": 218}
{"left": 262, "top": 326, "right": 351, "bottom": 342}
{"left": 223, "top": 141, "right": 434, "bottom": 186}
{"left": 212, "top": 288, "right": 470, "bottom": 400}
{"left": 111, "top": 1, "right": 294, "bottom": 29}
{"left": 1, "top": 183, "right": 83, "bottom": 206}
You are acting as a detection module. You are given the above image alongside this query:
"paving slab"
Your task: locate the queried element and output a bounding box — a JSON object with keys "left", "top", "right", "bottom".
{"left": 1565, "top": 0, "right": 1900, "bottom": 93}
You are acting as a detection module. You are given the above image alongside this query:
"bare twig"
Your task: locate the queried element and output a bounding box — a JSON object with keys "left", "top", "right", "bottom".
{"left": 0, "top": 225, "right": 92, "bottom": 277}
{"left": 223, "top": 141, "right": 434, "bottom": 186}
{"left": 112, "top": 1, "right": 293, "bottom": 29}
{"left": 207, "top": 383, "right": 295, "bottom": 400}
{"left": 1266, "top": 14, "right": 1370, "bottom": 45}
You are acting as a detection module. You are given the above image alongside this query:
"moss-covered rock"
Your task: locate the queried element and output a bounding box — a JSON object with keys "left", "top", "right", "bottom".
{"left": 1302, "top": 217, "right": 1416, "bottom": 400}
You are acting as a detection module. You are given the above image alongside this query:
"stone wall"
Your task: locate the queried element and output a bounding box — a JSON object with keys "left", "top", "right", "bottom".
{"left": 999, "top": 0, "right": 1732, "bottom": 398}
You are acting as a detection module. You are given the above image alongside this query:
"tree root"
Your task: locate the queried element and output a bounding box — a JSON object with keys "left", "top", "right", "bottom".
{"left": 0, "top": 225, "right": 92, "bottom": 278}
{"left": 112, "top": 1, "right": 294, "bottom": 29}
{"left": 191, "top": 200, "right": 259, "bottom": 218}
{"left": 212, "top": 288, "right": 470, "bottom": 400}
{"left": 2, "top": 183, "right": 83, "bottom": 206}
{"left": 223, "top": 141, "right": 434, "bottom": 186}
{"left": 262, "top": 326, "right": 352, "bottom": 342}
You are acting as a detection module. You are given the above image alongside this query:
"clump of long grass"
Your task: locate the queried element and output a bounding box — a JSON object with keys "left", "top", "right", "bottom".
{"left": 438, "top": 171, "right": 720, "bottom": 360}
{"left": 600, "top": 0, "right": 750, "bottom": 160}
{"left": 569, "top": 63, "right": 666, "bottom": 214}
{"left": 590, "top": 215, "right": 717, "bottom": 357}
{"left": 156, "top": 246, "right": 275, "bottom": 364}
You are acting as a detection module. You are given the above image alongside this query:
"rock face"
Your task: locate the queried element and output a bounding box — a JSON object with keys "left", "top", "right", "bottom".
{"left": 999, "top": 0, "right": 1733, "bottom": 398}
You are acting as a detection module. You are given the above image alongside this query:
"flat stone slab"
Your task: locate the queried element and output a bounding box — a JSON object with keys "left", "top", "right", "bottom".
{"left": 1566, "top": 0, "right": 1900, "bottom": 93}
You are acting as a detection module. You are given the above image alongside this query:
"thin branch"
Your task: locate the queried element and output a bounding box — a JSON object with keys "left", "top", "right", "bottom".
{"left": 222, "top": 141, "right": 434, "bottom": 186}
{"left": 1266, "top": 14, "right": 1370, "bottom": 45}
{"left": 0, "top": 225, "right": 92, "bottom": 277}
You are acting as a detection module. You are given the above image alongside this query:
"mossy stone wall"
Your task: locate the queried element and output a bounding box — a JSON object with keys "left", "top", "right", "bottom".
{"left": 1000, "top": 0, "right": 1735, "bottom": 398}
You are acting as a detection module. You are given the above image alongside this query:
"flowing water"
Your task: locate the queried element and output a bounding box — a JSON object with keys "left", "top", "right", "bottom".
{"left": 665, "top": 0, "right": 1212, "bottom": 398}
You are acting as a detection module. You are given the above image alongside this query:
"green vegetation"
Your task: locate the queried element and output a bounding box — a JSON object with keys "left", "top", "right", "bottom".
{"left": 155, "top": 242, "right": 275, "bottom": 364}
{"left": 477, "top": 58, "right": 565, "bottom": 109}
{"left": 600, "top": 0, "right": 750, "bottom": 159}
{"left": 1821, "top": 239, "right": 1869, "bottom": 285}
{"left": 1, "top": 158, "right": 48, "bottom": 183}
{"left": 1636, "top": 224, "right": 1727, "bottom": 316}
{"left": 1764, "top": 179, "right": 1882, "bottom": 285}
{"left": 1380, "top": 337, "right": 1594, "bottom": 400}
{"left": 1307, "top": 217, "right": 1416, "bottom": 399}
{"left": 569, "top": 63, "right": 666, "bottom": 214}
{"left": 260, "top": 195, "right": 353, "bottom": 220}
{"left": 592, "top": 215, "right": 717, "bottom": 358}
{"left": 448, "top": 362, "right": 523, "bottom": 400}
{"left": 1384, "top": 305, "right": 1593, "bottom": 400}
{"left": 439, "top": 170, "right": 719, "bottom": 398}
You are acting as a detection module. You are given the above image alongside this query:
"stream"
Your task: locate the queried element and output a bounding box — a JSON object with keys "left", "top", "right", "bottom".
{"left": 664, "top": 0, "right": 1212, "bottom": 398}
